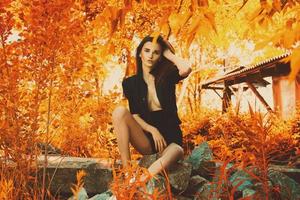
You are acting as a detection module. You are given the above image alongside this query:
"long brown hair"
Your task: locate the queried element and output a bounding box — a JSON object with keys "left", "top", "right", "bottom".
{"left": 135, "top": 35, "right": 177, "bottom": 84}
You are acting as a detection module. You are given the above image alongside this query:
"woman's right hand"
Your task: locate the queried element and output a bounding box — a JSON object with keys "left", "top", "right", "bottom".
{"left": 149, "top": 127, "right": 167, "bottom": 152}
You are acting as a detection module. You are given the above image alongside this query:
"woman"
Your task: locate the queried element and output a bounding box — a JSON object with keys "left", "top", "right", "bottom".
{"left": 112, "top": 35, "right": 192, "bottom": 180}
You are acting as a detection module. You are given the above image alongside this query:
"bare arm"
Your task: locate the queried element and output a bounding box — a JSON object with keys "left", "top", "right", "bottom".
{"left": 163, "top": 49, "right": 192, "bottom": 77}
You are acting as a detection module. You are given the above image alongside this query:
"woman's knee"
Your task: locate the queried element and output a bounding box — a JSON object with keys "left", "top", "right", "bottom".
{"left": 170, "top": 143, "right": 184, "bottom": 157}
{"left": 112, "top": 106, "right": 129, "bottom": 123}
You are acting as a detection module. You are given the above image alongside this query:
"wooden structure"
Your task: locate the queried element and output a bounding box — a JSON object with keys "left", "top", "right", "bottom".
{"left": 201, "top": 52, "right": 300, "bottom": 117}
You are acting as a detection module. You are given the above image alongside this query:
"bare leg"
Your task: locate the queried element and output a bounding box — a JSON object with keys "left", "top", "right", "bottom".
{"left": 112, "top": 106, "right": 153, "bottom": 167}
{"left": 147, "top": 143, "right": 184, "bottom": 177}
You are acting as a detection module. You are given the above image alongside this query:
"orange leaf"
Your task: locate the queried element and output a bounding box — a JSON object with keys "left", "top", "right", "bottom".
{"left": 161, "top": 23, "right": 170, "bottom": 37}
{"left": 198, "top": 0, "right": 208, "bottom": 7}
{"left": 186, "top": 16, "right": 201, "bottom": 46}
{"left": 190, "top": 0, "right": 199, "bottom": 11}
{"left": 289, "top": 48, "right": 300, "bottom": 81}
{"left": 124, "top": 0, "right": 132, "bottom": 8}
{"left": 272, "top": 0, "right": 282, "bottom": 12}
{"left": 204, "top": 11, "right": 217, "bottom": 33}
{"left": 248, "top": 7, "right": 264, "bottom": 21}
{"left": 150, "top": 31, "right": 160, "bottom": 44}
{"left": 286, "top": 18, "right": 296, "bottom": 29}
{"left": 260, "top": 0, "right": 267, "bottom": 8}
{"left": 238, "top": 0, "right": 249, "bottom": 12}
{"left": 168, "top": 11, "right": 192, "bottom": 36}
{"left": 283, "top": 30, "right": 296, "bottom": 48}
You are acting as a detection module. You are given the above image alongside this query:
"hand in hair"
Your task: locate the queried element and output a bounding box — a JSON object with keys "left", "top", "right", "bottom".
{"left": 163, "top": 45, "right": 192, "bottom": 77}
{"left": 163, "top": 48, "right": 175, "bottom": 61}
{"left": 163, "top": 39, "right": 175, "bottom": 54}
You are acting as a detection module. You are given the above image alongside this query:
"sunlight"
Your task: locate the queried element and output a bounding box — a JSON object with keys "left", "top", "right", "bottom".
{"left": 6, "top": 29, "right": 21, "bottom": 43}
{"left": 102, "top": 62, "right": 124, "bottom": 95}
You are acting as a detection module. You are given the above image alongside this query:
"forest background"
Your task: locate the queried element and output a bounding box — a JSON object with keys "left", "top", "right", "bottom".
{"left": 0, "top": 0, "right": 299, "bottom": 199}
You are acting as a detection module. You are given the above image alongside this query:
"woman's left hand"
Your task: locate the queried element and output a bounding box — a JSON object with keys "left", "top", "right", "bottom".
{"left": 163, "top": 48, "right": 192, "bottom": 77}
{"left": 163, "top": 39, "right": 175, "bottom": 53}
{"left": 163, "top": 49, "right": 175, "bottom": 60}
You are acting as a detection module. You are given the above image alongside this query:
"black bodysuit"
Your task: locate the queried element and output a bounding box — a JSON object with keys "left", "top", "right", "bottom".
{"left": 122, "top": 65, "right": 187, "bottom": 152}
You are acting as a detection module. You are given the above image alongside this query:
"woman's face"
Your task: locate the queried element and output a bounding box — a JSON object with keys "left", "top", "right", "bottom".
{"left": 140, "top": 41, "right": 162, "bottom": 70}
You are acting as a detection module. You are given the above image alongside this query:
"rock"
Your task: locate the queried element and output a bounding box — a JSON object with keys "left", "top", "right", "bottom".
{"left": 212, "top": 161, "right": 235, "bottom": 185}
{"left": 296, "top": 157, "right": 300, "bottom": 168}
{"left": 88, "top": 190, "right": 113, "bottom": 200}
{"left": 185, "top": 142, "right": 216, "bottom": 180}
{"left": 242, "top": 188, "right": 256, "bottom": 198}
{"left": 146, "top": 175, "right": 167, "bottom": 195}
{"left": 269, "top": 164, "right": 300, "bottom": 184}
{"left": 139, "top": 154, "right": 192, "bottom": 193}
{"left": 209, "top": 166, "right": 255, "bottom": 199}
{"left": 229, "top": 170, "right": 254, "bottom": 192}
{"left": 253, "top": 181, "right": 273, "bottom": 199}
{"left": 37, "top": 155, "right": 113, "bottom": 197}
{"left": 68, "top": 187, "right": 88, "bottom": 200}
{"left": 138, "top": 153, "right": 158, "bottom": 168}
{"left": 185, "top": 142, "right": 213, "bottom": 167}
{"left": 168, "top": 161, "right": 192, "bottom": 193}
{"left": 268, "top": 170, "right": 300, "bottom": 200}
{"left": 193, "top": 183, "right": 211, "bottom": 200}
{"left": 37, "top": 142, "right": 62, "bottom": 155}
{"left": 183, "top": 175, "right": 208, "bottom": 197}
{"left": 174, "top": 195, "right": 193, "bottom": 200}
{"left": 138, "top": 153, "right": 164, "bottom": 194}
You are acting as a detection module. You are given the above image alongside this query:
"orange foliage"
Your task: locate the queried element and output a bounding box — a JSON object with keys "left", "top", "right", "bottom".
{"left": 110, "top": 163, "right": 172, "bottom": 200}
{"left": 1, "top": 0, "right": 300, "bottom": 199}
{"left": 182, "top": 107, "right": 299, "bottom": 199}
{"left": 71, "top": 170, "right": 87, "bottom": 197}
{"left": 182, "top": 108, "right": 298, "bottom": 164}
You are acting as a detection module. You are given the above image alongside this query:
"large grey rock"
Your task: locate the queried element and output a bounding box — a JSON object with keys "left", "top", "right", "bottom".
{"left": 252, "top": 181, "right": 273, "bottom": 199}
{"left": 185, "top": 142, "right": 215, "bottom": 180}
{"left": 88, "top": 190, "right": 113, "bottom": 200}
{"left": 68, "top": 187, "right": 88, "bottom": 200}
{"left": 209, "top": 164, "right": 254, "bottom": 199}
{"left": 139, "top": 154, "right": 192, "bottom": 194}
{"left": 296, "top": 157, "right": 300, "bottom": 168}
{"left": 142, "top": 163, "right": 192, "bottom": 196}
{"left": 138, "top": 153, "right": 168, "bottom": 195}
{"left": 193, "top": 183, "right": 211, "bottom": 200}
{"left": 174, "top": 195, "right": 193, "bottom": 200}
{"left": 37, "top": 142, "right": 62, "bottom": 155}
{"left": 212, "top": 161, "right": 235, "bottom": 187}
{"left": 168, "top": 161, "right": 192, "bottom": 193}
{"left": 183, "top": 175, "right": 209, "bottom": 197}
{"left": 242, "top": 188, "right": 256, "bottom": 198}
{"left": 269, "top": 164, "right": 300, "bottom": 184}
{"left": 37, "top": 156, "right": 113, "bottom": 197}
{"left": 268, "top": 170, "right": 300, "bottom": 200}
{"left": 146, "top": 175, "right": 167, "bottom": 195}
{"left": 138, "top": 153, "right": 159, "bottom": 168}
{"left": 229, "top": 170, "right": 254, "bottom": 192}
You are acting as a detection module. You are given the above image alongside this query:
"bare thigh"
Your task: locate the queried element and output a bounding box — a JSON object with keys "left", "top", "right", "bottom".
{"left": 113, "top": 106, "right": 154, "bottom": 155}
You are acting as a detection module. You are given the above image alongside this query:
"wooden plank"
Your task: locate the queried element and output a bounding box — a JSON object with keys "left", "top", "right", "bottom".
{"left": 202, "top": 86, "right": 224, "bottom": 90}
{"left": 202, "top": 61, "right": 290, "bottom": 87}
{"left": 272, "top": 76, "right": 282, "bottom": 115}
{"left": 247, "top": 82, "right": 273, "bottom": 113}
{"left": 222, "top": 84, "right": 232, "bottom": 113}
{"left": 213, "top": 89, "right": 222, "bottom": 99}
